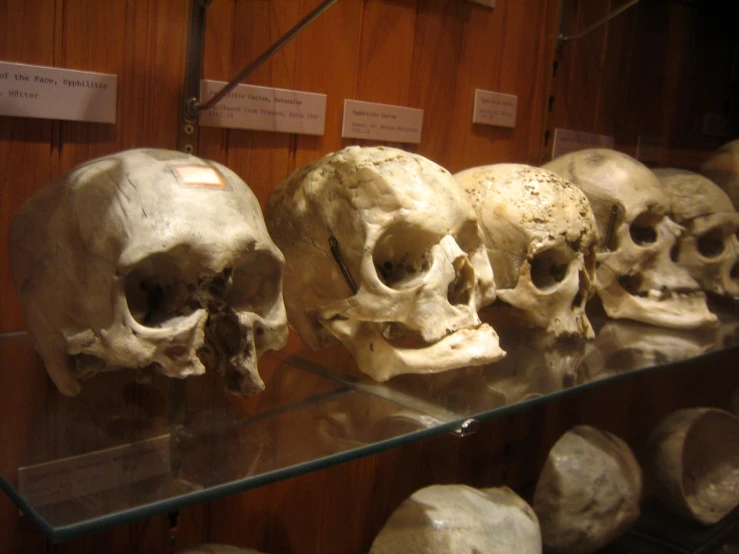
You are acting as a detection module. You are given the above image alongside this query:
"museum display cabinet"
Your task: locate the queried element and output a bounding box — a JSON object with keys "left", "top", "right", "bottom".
{"left": 1, "top": 0, "right": 739, "bottom": 552}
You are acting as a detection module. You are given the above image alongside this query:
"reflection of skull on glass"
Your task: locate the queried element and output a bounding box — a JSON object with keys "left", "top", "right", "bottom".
{"left": 544, "top": 149, "right": 716, "bottom": 329}
{"left": 456, "top": 164, "right": 598, "bottom": 338}
{"left": 265, "top": 146, "right": 505, "bottom": 382}
{"left": 10, "top": 149, "right": 288, "bottom": 397}
{"left": 653, "top": 169, "right": 739, "bottom": 299}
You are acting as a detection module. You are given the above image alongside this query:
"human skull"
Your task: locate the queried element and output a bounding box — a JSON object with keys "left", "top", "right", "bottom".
{"left": 456, "top": 164, "right": 598, "bottom": 338}
{"left": 543, "top": 149, "right": 716, "bottom": 329}
{"left": 265, "top": 146, "right": 505, "bottom": 382}
{"left": 533, "top": 425, "right": 642, "bottom": 554}
{"left": 653, "top": 168, "right": 739, "bottom": 299}
{"left": 701, "top": 139, "right": 739, "bottom": 209}
{"left": 647, "top": 407, "right": 739, "bottom": 525}
{"left": 370, "top": 484, "right": 542, "bottom": 554}
{"left": 10, "top": 149, "right": 288, "bottom": 397}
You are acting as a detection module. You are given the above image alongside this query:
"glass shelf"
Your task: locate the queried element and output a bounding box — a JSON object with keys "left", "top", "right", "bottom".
{"left": 0, "top": 300, "right": 737, "bottom": 542}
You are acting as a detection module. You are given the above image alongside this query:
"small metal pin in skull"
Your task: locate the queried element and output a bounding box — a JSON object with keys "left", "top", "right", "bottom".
{"left": 10, "top": 149, "right": 288, "bottom": 397}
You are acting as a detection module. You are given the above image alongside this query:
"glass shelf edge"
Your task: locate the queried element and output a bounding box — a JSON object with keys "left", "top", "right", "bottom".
{"left": 4, "top": 421, "right": 461, "bottom": 543}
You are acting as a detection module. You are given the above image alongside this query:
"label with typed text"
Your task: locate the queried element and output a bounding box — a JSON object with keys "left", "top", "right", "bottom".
{"left": 0, "top": 61, "right": 117, "bottom": 123}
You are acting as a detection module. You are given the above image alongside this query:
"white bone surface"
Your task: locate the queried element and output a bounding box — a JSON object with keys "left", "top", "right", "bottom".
{"left": 456, "top": 164, "right": 598, "bottom": 338}
{"left": 647, "top": 407, "right": 739, "bottom": 525}
{"left": 266, "top": 146, "right": 505, "bottom": 381}
{"left": 654, "top": 168, "right": 739, "bottom": 299}
{"left": 701, "top": 139, "right": 739, "bottom": 209}
{"left": 544, "top": 149, "right": 716, "bottom": 329}
{"left": 533, "top": 425, "right": 642, "bottom": 554}
{"left": 10, "top": 148, "right": 288, "bottom": 397}
{"left": 369, "top": 484, "right": 542, "bottom": 554}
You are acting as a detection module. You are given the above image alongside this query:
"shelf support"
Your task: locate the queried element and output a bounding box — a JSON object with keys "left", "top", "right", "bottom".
{"left": 557, "top": 0, "right": 640, "bottom": 49}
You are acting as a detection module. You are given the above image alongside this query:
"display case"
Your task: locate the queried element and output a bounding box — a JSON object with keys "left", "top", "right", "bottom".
{"left": 1, "top": 0, "right": 738, "bottom": 553}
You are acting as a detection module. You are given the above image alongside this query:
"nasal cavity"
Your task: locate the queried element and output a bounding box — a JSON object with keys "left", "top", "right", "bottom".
{"left": 448, "top": 256, "right": 474, "bottom": 306}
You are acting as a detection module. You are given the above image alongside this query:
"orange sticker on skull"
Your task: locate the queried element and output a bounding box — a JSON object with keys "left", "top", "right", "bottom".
{"left": 172, "top": 165, "right": 225, "bottom": 188}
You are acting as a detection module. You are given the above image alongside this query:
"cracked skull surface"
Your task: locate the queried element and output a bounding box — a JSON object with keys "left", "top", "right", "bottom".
{"left": 653, "top": 168, "right": 739, "bottom": 299}
{"left": 10, "top": 149, "right": 288, "bottom": 397}
{"left": 265, "top": 145, "right": 505, "bottom": 382}
{"left": 456, "top": 164, "right": 598, "bottom": 338}
{"left": 544, "top": 149, "right": 716, "bottom": 329}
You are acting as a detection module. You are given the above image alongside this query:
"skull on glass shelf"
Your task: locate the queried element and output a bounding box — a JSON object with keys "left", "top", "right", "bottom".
{"left": 701, "top": 139, "right": 739, "bottom": 209}
{"left": 456, "top": 164, "right": 598, "bottom": 338}
{"left": 370, "top": 485, "right": 542, "bottom": 554}
{"left": 653, "top": 168, "right": 739, "bottom": 299}
{"left": 10, "top": 149, "right": 288, "bottom": 397}
{"left": 544, "top": 149, "right": 716, "bottom": 329}
{"left": 265, "top": 146, "right": 505, "bottom": 382}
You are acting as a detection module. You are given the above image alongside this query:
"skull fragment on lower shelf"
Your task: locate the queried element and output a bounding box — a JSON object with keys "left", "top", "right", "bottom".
{"left": 370, "top": 484, "right": 542, "bottom": 554}
{"left": 533, "top": 425, "right": 643, "bottom": 554}
{"left": 544, "top": 149, "right": 717, "bottom": 329}
{"left": 265, "top": 146, "right": 505, "bottom": 382}
{"left": 456, "top": 164, "right": 599, "bottom": 338}
{"left": 10, "top": 148, "right": 288, "bottom": 397}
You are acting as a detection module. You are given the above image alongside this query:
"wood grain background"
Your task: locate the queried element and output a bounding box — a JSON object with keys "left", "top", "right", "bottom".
{"left": 1, "top": 0, "right": 737, "bottom": 552}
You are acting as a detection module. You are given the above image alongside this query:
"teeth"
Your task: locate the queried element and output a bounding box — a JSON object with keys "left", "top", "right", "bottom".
{"left": 636, "top": 289, "right": 704, "bottom": 301}
{"left": 647, "top": 289, "right": 662, "bottom": 300}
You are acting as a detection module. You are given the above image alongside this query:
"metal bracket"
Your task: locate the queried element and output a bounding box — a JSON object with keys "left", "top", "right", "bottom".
{"left": 187, "top": 0, "right": 337, "bottom": 119}
{"left": 557, "top": 0, "right": 640, "bottom": 49}
{"left": 177, "top": 0, "right": 337, "bottom": 154}
{"left": 177, "top": 0, "right": 208, "bottom": 154}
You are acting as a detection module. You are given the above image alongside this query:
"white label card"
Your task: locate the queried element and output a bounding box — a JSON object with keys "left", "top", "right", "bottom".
{"left": 199, "top": 80, "right": 326, "bottom": 136}
{"left": 342, "top": 99, "right": 423, "bottom": 143}
{"left": 17, "top": 435, "right": 170, "bottom": 508}
{"left": 552, "top": 128, "right": 615, "bottom": 159}
{"left": 473, "top": 89, "right": 517, "bottom": 128}
{"left": 0, "top": 61, "right": 117, "bottom": 123}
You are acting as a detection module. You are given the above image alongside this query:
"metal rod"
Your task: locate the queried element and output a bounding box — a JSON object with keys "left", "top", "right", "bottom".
{"left": 558, "top": 0, "right": 640, "bottom": 45}
{"left": 604, "top": 204, "right": 619, "bottom": 251}
{"left": 192, "top": 0, "right": 337, "bottom": 115}
{"left": 329, "top": 236, "right": 358, "bottom": 294}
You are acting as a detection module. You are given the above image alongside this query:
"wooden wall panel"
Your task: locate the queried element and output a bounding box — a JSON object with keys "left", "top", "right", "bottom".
{"left": 0, "top": 0, "right": 56, "bottom": 332}
{"left": 408, "top": 0, "right": 465, "bottom": 167}
{"left": 549, "top": 0, "right": 739, "bottom": 167}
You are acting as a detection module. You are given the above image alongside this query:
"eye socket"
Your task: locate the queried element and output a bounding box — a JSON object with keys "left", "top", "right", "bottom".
{"left": 226, "top": 251, "right": 283, "bottom": 315}
{"left": 629, "top": 212, "right": 661, "bottom": 246}
{"left": 373, "top": 225, "right": 438, "bottom": 289}
{"left": 697, "top": 230, "right": 725, "bottom": 258}
{"left": 124, "top": 253, "right": 197, "bottom": 327}
{"left": 530, "top": 247, "right": 572, "bottom": 291}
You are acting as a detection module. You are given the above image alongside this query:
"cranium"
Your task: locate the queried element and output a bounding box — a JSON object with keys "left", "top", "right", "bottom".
{"left": 701, "top": 139, "right": 739, "bottom": 209}
{"left": 456, "top": 164, "right": 598, "bottom": 338}
{"left": 10, "top": 149, "right": 288, "bottom": 397}
{"left": 370, "top": 485, "right": 542, "bottom": 554}
{"left": 533, "top": 425, "right": 642, "bottom": 554}
{"left": 647, "top": 407, "right": 739, "bottom": 525}
{"left": 265, "top": 146, "right": 504, "bottom": 382}
{"left": 543, "top": 149, "right": 716, "bottom": 329}
{"left": 653, "top": 168, "right": 739, "bottom": 299}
